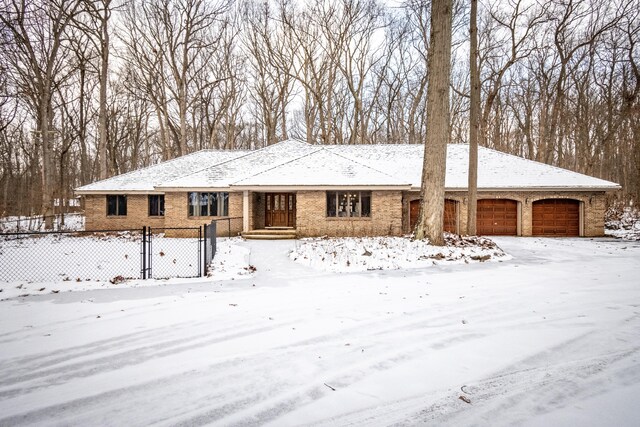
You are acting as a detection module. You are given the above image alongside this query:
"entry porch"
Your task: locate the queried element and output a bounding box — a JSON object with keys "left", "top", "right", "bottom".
{"left": 241, "top": 191, "right": 297, "bottom": 239}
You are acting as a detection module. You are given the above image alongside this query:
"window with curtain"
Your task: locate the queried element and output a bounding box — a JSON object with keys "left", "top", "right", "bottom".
{"left": 188, "top": 192, "right": 229, "bottom": 217}
{"left": 326, "top": 191, "right": 371, "bottom": 217}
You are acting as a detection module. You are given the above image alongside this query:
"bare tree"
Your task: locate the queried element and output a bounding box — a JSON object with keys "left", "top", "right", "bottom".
{"left": 75, "top": 0, "right": 114, "bottom": 179}
{"left": 120, "top": 0, "right": 230, "bottom": 157}
{"left": 243, "top": 0, "right": 294, "bottom": 146}
{"left": 0, "top": 0, "right": 82, "bottom": 226}
{"left": 415, "top": 0, "right": 453, "bottom": 245}
{"left": 467, "top": 0, "right": 480, "bottom": 235}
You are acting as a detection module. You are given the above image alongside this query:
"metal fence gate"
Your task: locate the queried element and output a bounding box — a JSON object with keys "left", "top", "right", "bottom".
{"left": 143, "top": 227, "right": 203, "bottom": 279}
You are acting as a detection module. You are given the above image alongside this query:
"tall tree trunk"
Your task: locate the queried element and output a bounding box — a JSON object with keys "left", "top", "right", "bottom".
{"left": 39, "top": 91, "right": 54, "bottom": 228}
{"left": 467, "top": 0, "right": 479, "bottom": 236}
{"left": 98, "top": 2, "right": 110, "bottom": 179}
{"left": 179, "top": 82, "right": 188, "bottom": 155}
{"left": 78, "top": 62, "right": 89, "bottom": 184}
{"left": 414, "top": 0, "right": 452, "bottom": 246}
{"left": 408, "top": 75, "right": 428, "bottom": 145}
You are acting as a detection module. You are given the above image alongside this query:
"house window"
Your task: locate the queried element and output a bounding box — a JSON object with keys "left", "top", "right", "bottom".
{"left": 326, "top": 191, "right": 371, "bottom": 217}
{"left": 106, "top": 195, "right": 127, "bottom": 216}
{"left": 148, "top": 195, "right": 165, "bottom": 216}
{"left": 188, "top": 192, "right": 229, "bottom": 217}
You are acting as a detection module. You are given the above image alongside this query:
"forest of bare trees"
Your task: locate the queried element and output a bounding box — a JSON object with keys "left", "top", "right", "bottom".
{"left": 0, "top": 0, "right": 638, "bottom": 218}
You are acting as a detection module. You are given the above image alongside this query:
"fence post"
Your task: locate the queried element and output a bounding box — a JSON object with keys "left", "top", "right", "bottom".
{"left": 148, "top": 227, "right": 153, "bottom": 279}
{"left": 141, "top": 226, "right": 147, "bottom": 279}
{"left": 212, "top": 220, "right": 217, "bottom": 260}
{"left": 198, "top": 225, "right": 203, "bottom": 277}
{"left": 203, "top": 224, "right": 208, "bottom": 277}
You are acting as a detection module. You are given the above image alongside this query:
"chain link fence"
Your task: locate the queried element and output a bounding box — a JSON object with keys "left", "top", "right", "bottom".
{"left": 0, "top": 225, "right": 211, "bottom": 283}
{"left": 204, "top": 217, "right": 243, "bottom": 273}
{"left": 0, "top": 229, "right": 143, "bottom": 283}
{"left": 146, "top": 227, "right": 202, "bottom": 279}
{"left": 212, "top": 216, "right": 244, "bottom": 238}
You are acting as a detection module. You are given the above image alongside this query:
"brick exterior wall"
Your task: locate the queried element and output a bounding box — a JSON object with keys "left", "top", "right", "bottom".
{"left": 83, "top": 192, "right": 243, "bottom": 237}
{"left": 249, "top": 192, "right": 266, "bottom": 231}
{"left": 402, "top": 190, "right": 607, "bottom": 237}
{"left": 84, "top": 189, "right": 608, "bottom": 238}
{"left": 84, "top": 194, "right": 166, "bottom": 231}
{"left": 295, "top": 190, "right": 403, "bottom": 237}
{"left": 164, "top": 192, "right": 243, "bottom": 237}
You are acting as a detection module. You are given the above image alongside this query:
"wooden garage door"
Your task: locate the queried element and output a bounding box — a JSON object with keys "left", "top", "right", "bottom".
{"left": 477, "top": 199, "right": 517, "bottom": 235}
{"left": 409, "top": 199, "right": 457, "bottom": 233}
{"left": 532, "top": 199, "right": 579, "bottom": 237}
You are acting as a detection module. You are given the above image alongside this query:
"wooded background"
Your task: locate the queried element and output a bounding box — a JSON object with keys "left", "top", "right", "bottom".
{"left": 0, "top": 0, "right": 638, "bottom": 218}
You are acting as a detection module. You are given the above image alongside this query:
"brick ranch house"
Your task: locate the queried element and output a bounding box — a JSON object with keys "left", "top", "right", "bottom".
{"left": 75, "top": 139, "right": 620, "bottom": 238}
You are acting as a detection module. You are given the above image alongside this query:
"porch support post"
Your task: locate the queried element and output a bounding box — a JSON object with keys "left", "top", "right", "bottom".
{"left": 243, "top": 190, "right": 250, "bottom": 232}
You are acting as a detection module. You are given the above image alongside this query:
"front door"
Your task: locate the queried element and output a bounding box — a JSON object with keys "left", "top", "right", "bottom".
{"left": 265, "top": 193, "right": 296, "bottom": 227}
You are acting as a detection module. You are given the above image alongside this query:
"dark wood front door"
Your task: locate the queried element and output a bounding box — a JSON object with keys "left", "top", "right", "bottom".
{"left": 265, "top": 193, "right": 296, "bottom": 227}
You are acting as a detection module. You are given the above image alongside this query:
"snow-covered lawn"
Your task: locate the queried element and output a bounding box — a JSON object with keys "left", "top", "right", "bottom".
{"left": 290, "top": 234, "right": 511, "bottom": 271}
{"left": 0, "top": 213, "right": 84, "bottom": 232}
{"left": 0, "top": 237, "right": 639, "bottom": 426}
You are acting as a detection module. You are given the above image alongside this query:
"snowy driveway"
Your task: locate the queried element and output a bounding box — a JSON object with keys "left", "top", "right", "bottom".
{"left": 0, "top": 237, "right": 639, "bottom": 426}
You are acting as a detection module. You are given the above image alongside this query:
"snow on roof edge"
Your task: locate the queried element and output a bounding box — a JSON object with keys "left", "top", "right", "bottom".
{"left": 75, "top": 148, "right": 249, "bottom": 193}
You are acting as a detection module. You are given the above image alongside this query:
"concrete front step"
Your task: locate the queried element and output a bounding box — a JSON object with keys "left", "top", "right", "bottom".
{"left": 242, "top": 234, "right": 297, "bottom": 240}
{"left": 243, "top": 229, "right": 296, "bottom": 235}
{"left": 241, "top": 229, "right": 297, "bottom": 240}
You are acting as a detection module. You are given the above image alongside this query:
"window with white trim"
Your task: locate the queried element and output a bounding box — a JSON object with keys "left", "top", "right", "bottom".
{"left": 188, "top": 192, "right": 229, "bottom": 217}
{"left": 326, "top": 191, "right": 371, "bottom": 218}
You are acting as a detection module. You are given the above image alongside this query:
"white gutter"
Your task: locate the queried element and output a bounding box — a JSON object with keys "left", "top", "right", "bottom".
{"left": 409, "top": 186, "right": 622, "bottom": 192}
{"left": 229, "top": 185, "right": 412, "bottom": 191}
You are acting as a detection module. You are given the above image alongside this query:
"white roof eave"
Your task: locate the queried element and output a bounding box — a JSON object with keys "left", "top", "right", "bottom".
{"left": 153, "top": 186, "right": 232, "bottom": 192}
{"left": 407, "top": 185, "right": 621, "bottom": 192}
{"left": 75, "top": 189, "right": 164, "bottom": 195}
{"left": 230, "top": 184, "right": 412, "bottom": 192}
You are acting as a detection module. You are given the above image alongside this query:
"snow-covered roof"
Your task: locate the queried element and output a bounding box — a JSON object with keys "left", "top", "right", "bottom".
{"left": 76, "top": 139, "right": 620, "bottom": 194}
{"left": 157, "top": 140, "right": 318, "bottom": 190}
{"left": 327, "top": 144, "right": 620, "bottom": 190}
{"left": 75, "top": 149, "right": 249, "bottom": 193}
{"left": 232, "top": 148, "right": 409, "bottom": 188}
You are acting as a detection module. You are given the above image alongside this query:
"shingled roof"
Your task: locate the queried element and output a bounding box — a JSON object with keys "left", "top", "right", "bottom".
{"left": 76, "top": 139, "right": 620, "bottom": 193}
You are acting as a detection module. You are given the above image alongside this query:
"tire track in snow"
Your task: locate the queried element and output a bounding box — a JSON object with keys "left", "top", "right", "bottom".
{"left": 0, "top": 318, "right": 298, "bottom": 400}
{"left": 165, "top": 288, "right": 590, "bottom": 425}
{"left": 0, "top": 302, "right": 493, "bottom": 426}
{"left": 400, "top": 347, "right": 640, "bottom": 426}
{"left": 295, "top": 316, "right": 640, "bottom": 427}
{"left": 169, "top": 299, "right": 555, "bottom": 425}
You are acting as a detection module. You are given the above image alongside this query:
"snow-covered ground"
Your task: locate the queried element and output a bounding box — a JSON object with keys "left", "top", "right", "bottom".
{"left": 290, "top": 234, "right": 510, "bottom": 272}
{"left": 605, "top": 207, "right": 640, "bottom": 241}
{"left": 0, "top": 213, "right": 84, "bottom": 232}
{"left": 0, "top": 237, "right": 639, "bottom": 426}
